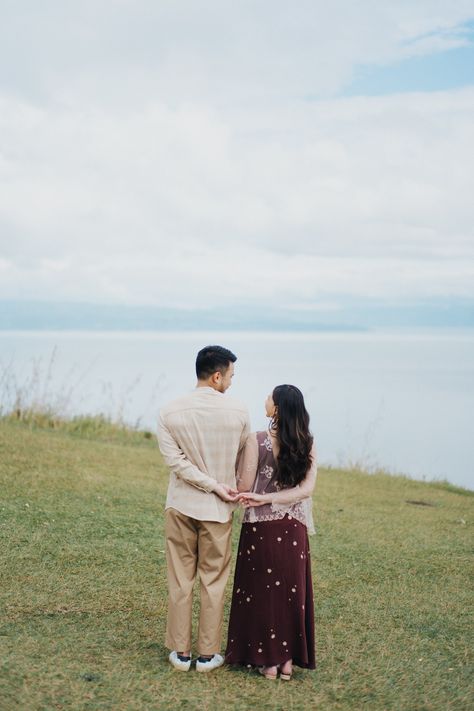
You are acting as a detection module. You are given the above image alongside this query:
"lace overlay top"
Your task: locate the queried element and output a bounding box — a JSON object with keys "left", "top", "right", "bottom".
{"left": 238, "top": 431, "right": 316, "bottom": 534}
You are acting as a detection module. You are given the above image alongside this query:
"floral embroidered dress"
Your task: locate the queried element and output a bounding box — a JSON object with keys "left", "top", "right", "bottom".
{"left": 225, "top": 431, "right": 316, "bottom": 670}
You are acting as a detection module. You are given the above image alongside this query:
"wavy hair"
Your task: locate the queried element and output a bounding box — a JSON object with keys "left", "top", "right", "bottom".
{"left": 270, "top": 384, "right": 313, "bottom": 488}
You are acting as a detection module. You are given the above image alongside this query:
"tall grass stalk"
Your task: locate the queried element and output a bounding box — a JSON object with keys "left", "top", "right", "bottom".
{"left": 0, "top": 352, "right": 157, "bottom": 443}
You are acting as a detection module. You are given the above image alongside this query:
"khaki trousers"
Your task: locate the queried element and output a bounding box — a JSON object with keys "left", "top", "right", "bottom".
{"left": 165, "top": 508, "right": 233, "bottom": 655}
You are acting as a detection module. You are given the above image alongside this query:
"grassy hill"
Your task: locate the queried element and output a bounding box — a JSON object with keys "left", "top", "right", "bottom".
{"left": 0, "top": 419, "right": 472, "bottom": 710}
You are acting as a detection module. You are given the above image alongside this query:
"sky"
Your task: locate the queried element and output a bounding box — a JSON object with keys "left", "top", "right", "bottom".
{"left": 0, "top": 1, "right": 473, "bottom": 312}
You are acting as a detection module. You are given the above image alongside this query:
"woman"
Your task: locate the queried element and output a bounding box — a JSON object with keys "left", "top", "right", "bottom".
{"left": 225, "top": 384, "right": 317, "bottom": 680}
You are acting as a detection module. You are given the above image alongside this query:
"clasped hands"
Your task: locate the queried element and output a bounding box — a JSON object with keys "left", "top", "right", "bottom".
{"left": 213, "top": 483, "right": 267, "bottom": 507}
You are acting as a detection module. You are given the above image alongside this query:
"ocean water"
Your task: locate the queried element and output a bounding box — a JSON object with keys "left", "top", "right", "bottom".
{"left": 0, "top": 329, "right": 473, "bottom": 490}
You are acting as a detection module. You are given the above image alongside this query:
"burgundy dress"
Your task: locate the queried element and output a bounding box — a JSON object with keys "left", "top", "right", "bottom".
{"left": 225, "top": 431, "right": 316, "bottom": 669}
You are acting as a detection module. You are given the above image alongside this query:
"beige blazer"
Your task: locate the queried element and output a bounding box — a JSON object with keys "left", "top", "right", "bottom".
{"left": 157, "top": 386, "right": 251, "bottom": 522}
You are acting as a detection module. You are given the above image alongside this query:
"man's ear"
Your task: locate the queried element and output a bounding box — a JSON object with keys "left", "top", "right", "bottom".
{"left": 211, "top": 371, "right": 221, "bottom": 385}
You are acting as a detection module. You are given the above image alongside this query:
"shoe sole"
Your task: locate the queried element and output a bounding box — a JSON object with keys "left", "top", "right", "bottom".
{"left": 258, "top": 667, "right": 277, "bottom": 680}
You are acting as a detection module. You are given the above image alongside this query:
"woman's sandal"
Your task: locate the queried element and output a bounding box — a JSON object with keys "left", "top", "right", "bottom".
{"left": 258, "top": 665, "right": 278, "bottom": 680}
{"left": 279, "top": 661, "right": 293, "bottom": 681}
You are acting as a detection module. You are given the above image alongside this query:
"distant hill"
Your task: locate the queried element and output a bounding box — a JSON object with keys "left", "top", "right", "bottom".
{"left": 0, "top": 298, "right": 473, "bottom": 330}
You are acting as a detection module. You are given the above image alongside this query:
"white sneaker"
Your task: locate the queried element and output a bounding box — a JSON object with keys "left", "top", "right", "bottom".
{"left": 169, "top": 651, "right": 192, "bottom": 671}
{"left": 196, "top": 654, "right": 224, "bottom": 673}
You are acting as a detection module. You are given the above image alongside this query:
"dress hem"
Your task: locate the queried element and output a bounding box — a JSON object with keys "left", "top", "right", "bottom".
{"left": 225, "top": 657, "right": 316, "bottom": 671}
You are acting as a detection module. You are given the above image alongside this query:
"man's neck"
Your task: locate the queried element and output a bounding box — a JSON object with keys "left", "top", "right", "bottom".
{"left": 196, "top": 380, "right": 219, "bottom": 391}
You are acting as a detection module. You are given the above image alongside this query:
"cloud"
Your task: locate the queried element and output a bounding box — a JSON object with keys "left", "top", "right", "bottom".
{"left": 1, "top": 87, "right": 474, "bottom": 306}
{"left": 1, "top": 1, "right": 473, "bottom": 103}
{"left": 0, "top": 2, "right": 473, "bottom": 307}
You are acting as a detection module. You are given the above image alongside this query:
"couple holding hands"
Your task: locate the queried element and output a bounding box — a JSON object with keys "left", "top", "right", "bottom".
{"left": 157, "top": 345, "right": 316, "bottom": 681}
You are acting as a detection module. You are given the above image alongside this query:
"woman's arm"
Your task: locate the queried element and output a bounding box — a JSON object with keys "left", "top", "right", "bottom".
{"left": 239, "top": 444, "right": 317, "bottom": 506}
{"left": 236, "top": 433, "right": 259, "bottom": 492}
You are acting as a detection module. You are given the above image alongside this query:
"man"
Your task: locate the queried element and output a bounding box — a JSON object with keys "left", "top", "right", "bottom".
{"left": 157, "top": 345, "right": 250, "bottom": 673}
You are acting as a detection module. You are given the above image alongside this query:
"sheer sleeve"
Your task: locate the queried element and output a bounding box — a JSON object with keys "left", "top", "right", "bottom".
{"left": 268, "top": 443, "right": 317, "bottom": 534}
{"left": 236, "top": 433, "right": 259, "bottom": 492}
{"left": 266, "top": 443, "right": 317, "bottom": 505}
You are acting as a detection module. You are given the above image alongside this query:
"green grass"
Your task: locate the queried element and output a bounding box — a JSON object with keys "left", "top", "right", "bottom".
{"left": 0, "top": 410, "right": 155, "bottom": 446}
{"left": 0, "top": 419, "right": 473, "bottom": 710}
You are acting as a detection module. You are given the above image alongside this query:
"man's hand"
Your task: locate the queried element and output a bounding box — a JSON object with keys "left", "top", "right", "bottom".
{"left": 237, "top": 492, "right": 269, "bottom": 508}
{"left": 213, "top": 483, "right": 240, "bottom": 502}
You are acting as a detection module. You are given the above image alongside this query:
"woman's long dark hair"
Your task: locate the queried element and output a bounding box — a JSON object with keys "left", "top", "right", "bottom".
{"left": 270, "top": 384, "right": 313, "bottom": 488}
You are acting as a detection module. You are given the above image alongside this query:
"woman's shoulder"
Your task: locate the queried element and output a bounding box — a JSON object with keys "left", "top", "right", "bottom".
{"left": 245, "top": 431, "right": 266, "bottom": 444}
{"left": 242, "top": 431, "right": 259, "bottom": 448}
{"left": 254, "top": 430, "right": 274, "bottom": 451}
{"left": 244, "top": 431, "right": 272, "bottom": 448}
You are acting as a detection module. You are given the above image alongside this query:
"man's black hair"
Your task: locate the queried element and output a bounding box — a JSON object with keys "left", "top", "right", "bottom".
{"left": 195, "top": 345, "right": 237, "bottom": 380}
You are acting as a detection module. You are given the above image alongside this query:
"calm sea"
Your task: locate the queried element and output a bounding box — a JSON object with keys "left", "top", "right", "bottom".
{"left": 1, "top": 329, "right": 473, "bottom": 490}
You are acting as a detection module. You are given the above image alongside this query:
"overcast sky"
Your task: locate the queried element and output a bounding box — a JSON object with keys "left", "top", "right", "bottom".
{"left": 0, "top": 1, "right": 473, "bottom": 310}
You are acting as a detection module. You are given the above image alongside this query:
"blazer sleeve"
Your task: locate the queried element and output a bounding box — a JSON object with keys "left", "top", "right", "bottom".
{"left": 157, "top": 412, "right": 218, "bottom": 493}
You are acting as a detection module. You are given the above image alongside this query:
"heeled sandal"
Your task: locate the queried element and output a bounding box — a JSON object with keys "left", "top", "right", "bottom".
{"left": 258, "top": 665, "right": 278, "bottom": 680}
{"left": 279, "top": 662, "right": 293, "bottom": 681}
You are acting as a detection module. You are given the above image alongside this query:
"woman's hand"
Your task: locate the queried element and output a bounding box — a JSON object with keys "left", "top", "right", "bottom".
{"left": 237, "top": 492, "right": 269, "bottom": 508}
